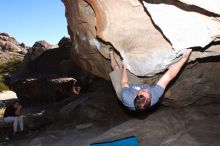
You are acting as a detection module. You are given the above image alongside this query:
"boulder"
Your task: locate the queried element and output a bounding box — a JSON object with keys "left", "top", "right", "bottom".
{"left": 62, "top": 0, "right": 220, "bottom": 107}
{"left": 11, "top": 37, "right": 95, "bottom": 103}
{"left": 26, "top": 40, "right": 58, "bottom": 61}
{"left": 27, "top": 45, "right": 70, "bottom": 75}
{"left": 162, "top": 58, "right": 220, "bottom": 107}
{"left": 143, "top": 2, "right": 220, "bottom": 52}
{"left": 0, "top": 91, "right": 18, "bottom": 100}
{"left": 0, "top": 32, "right": 27, "bottom": 53}
{"left": 23, "top": 40, "right": 94, "bottom": 92}
{"left": 0, "top": 33, "right": 27, "bottom": 63}
{"left": 58, "top": 37, "right": 72, "bottom": 48}
{"left": 63, "top": 0, "right": 174, "bottom": 77}
{"left": 92, "top": 104, "right": 220, "bottom": 146}
{"left": 11, "top": 76, "right": 77, "bottom": 103}
{"left": 63, "top": 0, "right": 220, "bottom": 77}
{"left": 14, "top": 39, "right": 68, "bottom": 76}
{"left": 177, "top": 0, "right": 220, "bottom": 15}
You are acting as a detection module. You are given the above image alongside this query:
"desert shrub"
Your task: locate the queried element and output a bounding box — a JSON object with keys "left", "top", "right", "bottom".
{"left": 0, "top": 57, "right": 22, "bottom": 91}
{"left": 0, "top": 57, "right": 22, "bottom": 76}
{"left": 0, "top": 83, "right": 9, "bottom": 92}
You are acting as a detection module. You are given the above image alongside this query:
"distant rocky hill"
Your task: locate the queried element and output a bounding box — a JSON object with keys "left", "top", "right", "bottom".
{"left": 0, "top": 32, "right": 27, "bottom": 53}
{"left": 0, "top": 32, "right": 27, "bottom": 63}
{"left": 0, "top": 33, "right": 28, "bottom": 91}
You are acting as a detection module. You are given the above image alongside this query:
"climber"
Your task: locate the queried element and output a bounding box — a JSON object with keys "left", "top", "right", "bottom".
{"left": 3, "top": 100, "right": 24, "bottom": 134}
{"left": 109, "top": 49, "right": 192, "bottom": 111}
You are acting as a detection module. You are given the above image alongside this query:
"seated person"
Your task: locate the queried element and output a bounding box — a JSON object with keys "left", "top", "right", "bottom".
{"left": 3, "top": 100, "right": 24, "bottom": 134}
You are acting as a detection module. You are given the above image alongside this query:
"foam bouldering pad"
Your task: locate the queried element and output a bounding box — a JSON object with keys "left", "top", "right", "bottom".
{"left": 90, "top": 136, "right": 139, "bottom": 146}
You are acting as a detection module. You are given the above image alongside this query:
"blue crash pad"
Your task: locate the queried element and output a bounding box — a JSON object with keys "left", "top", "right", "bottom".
{"left": 90, "top": 136, "right": 139, "bottom": 146}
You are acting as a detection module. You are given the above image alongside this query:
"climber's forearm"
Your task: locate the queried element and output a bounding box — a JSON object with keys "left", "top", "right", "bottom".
{"left": 121, "top": 67, "right": 128, "bottom": 87}
{"left": 166, "top": 57, "right": 188, "bottom": 80}
{"left": 157, "top": 49, "right": 192, "bottom": 89}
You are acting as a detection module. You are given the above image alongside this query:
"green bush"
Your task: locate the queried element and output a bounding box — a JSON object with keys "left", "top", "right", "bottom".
{"left": 0, "top": 57, "right": 22, "bottom": 76}
{"left": 0, "top": 82, "right": 9, "bottom": 92}
{"left": 0, "top": 57, "right": 22, "bottom": 91}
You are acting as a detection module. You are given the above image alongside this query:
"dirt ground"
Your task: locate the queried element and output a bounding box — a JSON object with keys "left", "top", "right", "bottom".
{"left": 1, "top": 80, "right": 220, "bottom": 146}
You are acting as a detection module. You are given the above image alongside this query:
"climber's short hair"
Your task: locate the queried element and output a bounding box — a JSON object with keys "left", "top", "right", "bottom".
{"left": 134, "top": 94, "right": 151, "bottom": 111}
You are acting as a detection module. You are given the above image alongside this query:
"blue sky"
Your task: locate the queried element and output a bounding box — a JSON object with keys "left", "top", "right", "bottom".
{"left": 0, "top": 0, "right": 68, "bottom": 46}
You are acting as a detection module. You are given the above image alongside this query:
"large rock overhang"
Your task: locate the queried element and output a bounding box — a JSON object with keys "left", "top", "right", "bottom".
{"left": 62, "top": 0, "right": 220, "bottom": 107}
{"left": 63, "top": 0, "right": 220, "bottom": 79}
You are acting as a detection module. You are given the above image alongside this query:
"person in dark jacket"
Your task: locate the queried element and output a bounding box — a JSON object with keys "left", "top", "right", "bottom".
{"left": 3, "top": 100, "right": 24, "bottom": 134}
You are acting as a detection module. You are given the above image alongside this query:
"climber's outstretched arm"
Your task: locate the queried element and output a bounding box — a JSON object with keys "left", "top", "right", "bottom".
{"left": 157, "top": 49, "right": 192, "bottom": 89}
{"left": 121, "top": 64, "right": 129, "bottom": 88}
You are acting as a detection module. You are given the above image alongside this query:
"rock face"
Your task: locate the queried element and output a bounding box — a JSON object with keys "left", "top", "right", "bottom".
{"left": 177, "top": 0, "right": 220, "bottom": 15}
{"left": 0, "top": 32, "right": 27, "bottom": 53}
{"left": 62, "top": 0, "right": 220, "bottom": 107}
{"left": 27, "top": 40, "right": 58, "bottom": 61}
{"left": 143, "top": 2, "right": 220, "bottom": 52}
{"left": 63, "top": 0, "right": 220, "bottom": 78}
{"left": 11, "top": 37, "right": 95, "bottom": 103}
{"left": 162, "top": 58, "right": 220, "bottom": 107}
{"left": 0, "top": 33, "right": 27, "bottom": 63}
{"left": 93, "top": 104, "right": 220, "bottom": 146}
{"left": 58, "top": 37, "right": 72, "bottom": 48}
{"left": 12, "top": 77, "right": 77, "bottom": 103}
{"left": 0, "top": 90, "right": 18, "bottom": 100}
{"left": 27, "top": 43, "right": 71, "bottom": 75}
